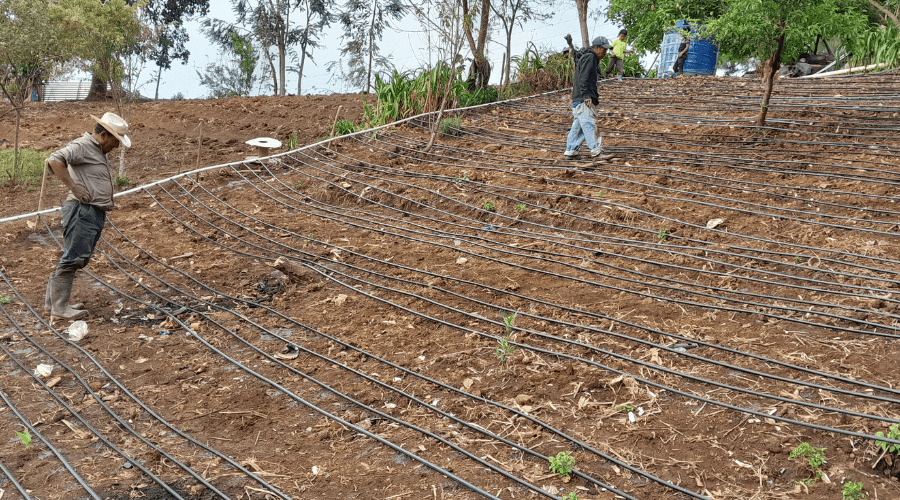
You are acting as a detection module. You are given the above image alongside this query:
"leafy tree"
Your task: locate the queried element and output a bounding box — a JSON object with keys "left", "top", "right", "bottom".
{"left": 205, "top": 0, "right": 333, "bottom": 96}
{"left": 196, "top": 30, "right": 259, "bottom": 97}
{"left": 0, "top": 0, "right": 70, "bottom": 181}
{"left": 48, "top": 0, "right": 143, "bottom": 101}
{"left": 490, "top": 0, "right": 552, "bottom": 86}
{"left": 292, "top": 0, "right": 335, "bottom": 94}
{"left": 335, "top": 0, "right": 409, "bottom": 93}
{"left": 607, "top": 0, "right": 725, "bottom": 53}
{"left": 140, "top": 0, "right": 210, "bottom": 100}
{"left": 608, "top": 0, "right": 871, "bottom": 126}
{"left": 707, "top": 0, "right": 869, "bottom": 125}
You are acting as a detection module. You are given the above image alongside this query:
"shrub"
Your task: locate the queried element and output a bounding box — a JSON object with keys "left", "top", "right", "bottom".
{"left": 457, "top": 86, "right": 497, "bottom": 107}
{"left": 513, "top": 44, "right": 573, "bottom": 93}
{"left": 439, "top": 117, "right": 462, "bottom": 135}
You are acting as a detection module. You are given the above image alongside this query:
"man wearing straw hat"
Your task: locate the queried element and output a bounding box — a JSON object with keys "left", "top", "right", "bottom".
{"left": 43, "top": 112, "right": 131, "bottom": 321}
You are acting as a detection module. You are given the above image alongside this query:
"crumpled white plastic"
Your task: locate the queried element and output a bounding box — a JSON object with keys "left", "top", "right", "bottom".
{"left": 35, "top": 363, "right": 54, "bottom": 377}
{"left": 67, "top": 320, "right": 88, "bottom": 341}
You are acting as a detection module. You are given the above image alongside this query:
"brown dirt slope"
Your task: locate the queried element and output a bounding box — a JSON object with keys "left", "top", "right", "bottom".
{"left": 1, "top": 75, "right": 900, "bottom": 499}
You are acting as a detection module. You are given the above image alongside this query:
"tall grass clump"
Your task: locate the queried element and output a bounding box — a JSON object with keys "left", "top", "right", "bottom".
{"left": 849, "top": 25, "right": 900, "bottom": 71}
{"left": 512, "top": 43, "right": 574, "bottom": 93}
{"left": 362, "top": 62, "right": 471, "bottom": 129}
{"left": 0, "top": 148, "right": 49, "bottom": 184}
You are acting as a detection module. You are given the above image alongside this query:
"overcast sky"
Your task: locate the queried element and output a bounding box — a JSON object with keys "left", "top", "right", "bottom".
{"left": 137, "top": 4, "right": 629, "bottom": 99}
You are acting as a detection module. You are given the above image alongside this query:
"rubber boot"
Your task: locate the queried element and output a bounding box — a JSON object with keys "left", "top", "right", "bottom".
{"left": 49, "top": 270, "right": 88, "bottom": 321}
{"left": 44, "top": 273, "right": 84, "bottom": 312}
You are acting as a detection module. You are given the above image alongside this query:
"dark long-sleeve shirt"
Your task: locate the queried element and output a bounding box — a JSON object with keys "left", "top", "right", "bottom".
{"left": 571, "top": 48, "right": 599, "bottom": 104}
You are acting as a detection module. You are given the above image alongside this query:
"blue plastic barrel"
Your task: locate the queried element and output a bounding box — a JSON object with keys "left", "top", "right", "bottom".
{"left": 658, "top": 20, "right": 718, "bottom": 77}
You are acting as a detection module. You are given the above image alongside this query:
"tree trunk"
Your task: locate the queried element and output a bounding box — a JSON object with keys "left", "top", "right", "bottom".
{"left": 87, "top": 75, "right": 108, "bottom": 101}
{"left": 155, "top": 66, "right": 162, "bottom": 100}
{"left": 575, "top": 0, "right": 590, "bottom": 47}
{"left": 757, "top": 30, "right": 786, "bottom": 127}
{"left": 366, "top": 0, "right": 377, "bottom": 93}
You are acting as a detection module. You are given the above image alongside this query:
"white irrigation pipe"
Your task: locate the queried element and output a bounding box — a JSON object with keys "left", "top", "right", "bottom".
{"left": 0, "top": 89, "right": 566, "bottom": 225}
{"left": 801, "top": 61, "right": 888, "bottom": 78}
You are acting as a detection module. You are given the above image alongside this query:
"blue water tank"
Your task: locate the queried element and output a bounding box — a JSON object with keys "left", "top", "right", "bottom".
{"left": 658, "top": 20, "right": 718, "bottom": 77}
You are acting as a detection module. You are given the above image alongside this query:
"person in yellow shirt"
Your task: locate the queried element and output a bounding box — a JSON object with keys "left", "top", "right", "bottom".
{"left": 604, "top": 29, "right": 634, "bottom": 81}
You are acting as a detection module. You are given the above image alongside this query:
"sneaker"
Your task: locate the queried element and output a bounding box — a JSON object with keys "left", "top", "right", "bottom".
{"left": 563, "top": 150, "right": 578, "bottom": 158}
{"left": 590, "top": 147, "right": 605, "bottom": 157}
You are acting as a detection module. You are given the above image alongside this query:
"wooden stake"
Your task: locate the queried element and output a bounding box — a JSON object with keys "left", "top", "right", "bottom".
{"left": 194, "top": 122, "right": 203, "bottom": 172}
{"left": 329, "top": 105, "right": 343, "bottom": 138}
{"left": 35, "top": 161, "right": 49, "bottom": 230}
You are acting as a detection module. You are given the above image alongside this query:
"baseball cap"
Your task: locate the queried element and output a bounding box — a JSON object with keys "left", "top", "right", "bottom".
{"left": 591, "top": 36, "right": 612, "bottom": 49}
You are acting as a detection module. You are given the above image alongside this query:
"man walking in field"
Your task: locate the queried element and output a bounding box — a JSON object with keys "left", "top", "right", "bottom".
{"left": 563, "top": 34, "right": 612, "bottom": 159}
{"left": 44, "top": 112, "right": 131, "bottom": 321}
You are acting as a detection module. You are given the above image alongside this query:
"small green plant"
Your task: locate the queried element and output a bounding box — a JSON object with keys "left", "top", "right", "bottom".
{"left": 294, "top": 181, "right": 305, "bottom": 190}
{"left": 548, "top": 451, "right": 575, "bottom": 477}
{"left": 115, "top": 174, "right": 132, "bottom": 187}
{"left": 514, "top": 203, "right": 527, "bottom": 213}
{"left": 452, "top": 174, "right": 469, "bottom": 183}
{"left": 0, "top": 295, "right": 10, "bottom": 305}
{"left": 657, "top": 228, "right": 669, "bottom": 242}
{"left": 595, "top": 191, "right": 604, "bottom": 197}
{"left": 16, "top": 429, "right": 32, "bottom": 447}
{"left": 286, "top": 134, "right": 298, "bottom": 149}
{"left": 616, "top": 404, "right": 634, "bottom": 413}
{"left": 333, "top": 119, "right": 356, "bottom": 136}
{"left": 842, "top": 481, "right": 868, "bottom": 500}
{"left": 494, "top": 311, "right": 517, "bottom": 370}
{"left": 483, "top": 200, "right": 496, "bottom": 212}
{"left": 561, "top": 492, "right": 579, "bottom": 500}
{"left": 789, "top": 442, "right": 826, "bottom": 484}
{"left": 439, "top": 116, "right": 462, "bottom": 135}
{"left": 501, "top": 311, "right": 517, "bottom": 335}
{"left": 875, "top": 423, "right": 900, "bottom": 454}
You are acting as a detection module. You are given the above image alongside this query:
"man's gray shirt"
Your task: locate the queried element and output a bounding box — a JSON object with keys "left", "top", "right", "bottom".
{"left": 48, "top": 133, "right": 115, "bottom": 211}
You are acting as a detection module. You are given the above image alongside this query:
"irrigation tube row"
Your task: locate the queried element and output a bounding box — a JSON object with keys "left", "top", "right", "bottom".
{"left": 2, "top": 74, "right": 900, "bottom": 498}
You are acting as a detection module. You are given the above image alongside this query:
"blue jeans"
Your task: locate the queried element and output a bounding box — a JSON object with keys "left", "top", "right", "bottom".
{"left": 56, "top": 200, "right": 106, "bottom": 272}
{"left": 565, "top": 101, "right": 602, "bottom": 152}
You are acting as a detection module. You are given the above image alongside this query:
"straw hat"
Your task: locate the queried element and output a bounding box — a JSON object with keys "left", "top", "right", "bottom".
{"left": 90, "top": 112, "right": 131, "bottom": 148}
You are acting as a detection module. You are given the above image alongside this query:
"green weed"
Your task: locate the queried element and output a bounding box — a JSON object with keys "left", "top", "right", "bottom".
{"left": 657, "top": 228, "right": 669, "bottom": 242}
{"left": 616, "top": 404, "right": 635, "bottom": 413}
{"left": 452, "top": 174, "right": 469, "bottom": 183}
{"left": 548, "top": 451, "right": 575, "bottom": 477}
{"left": 561, "top": 493, "right": 579, "bottom": 500}
{"left": 483, "top": 200, "right": 496, "bottom": 212}
{"left": 16, "top": 429, "right": 31, "bottom": 447}
{"left": 842, "top": 481, "right": 868, "bottom": 500}
{"left": 333, "top": 119, "right": 356, "bottom": 136}
{"left": 514, "top": 204, "right": 527, "bottom": 213}
{"left": 875, "top": 423, "right": 900, "bottom": 454}
{"left": 439, "top": 116, "right": 462, "bottom": 135}
{"left": 0, "top": 148, "right": 48, "bottom": 184}
{"left": 286, "top": 134, "right": 298, "bottom": 149}
{"left": 789, "top": 442, "right": 826, "bottom": 484}
{"left": 0, "top": 295, "right": 10, "bottom": 305}
{"left": 115, "top": 174, "right": 132, "bottom": 188}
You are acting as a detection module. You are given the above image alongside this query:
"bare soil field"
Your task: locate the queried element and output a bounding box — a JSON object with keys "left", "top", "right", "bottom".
{"left": 1, "top": 74, "right": 900, "bottom": 500}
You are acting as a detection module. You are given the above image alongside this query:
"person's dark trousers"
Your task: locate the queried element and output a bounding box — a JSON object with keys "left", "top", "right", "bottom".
{"left": 673, "top": 43, "right": 688, "bottom": 74}
{"left": 46, "top": 200, "right": 106, "bottom": 319}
